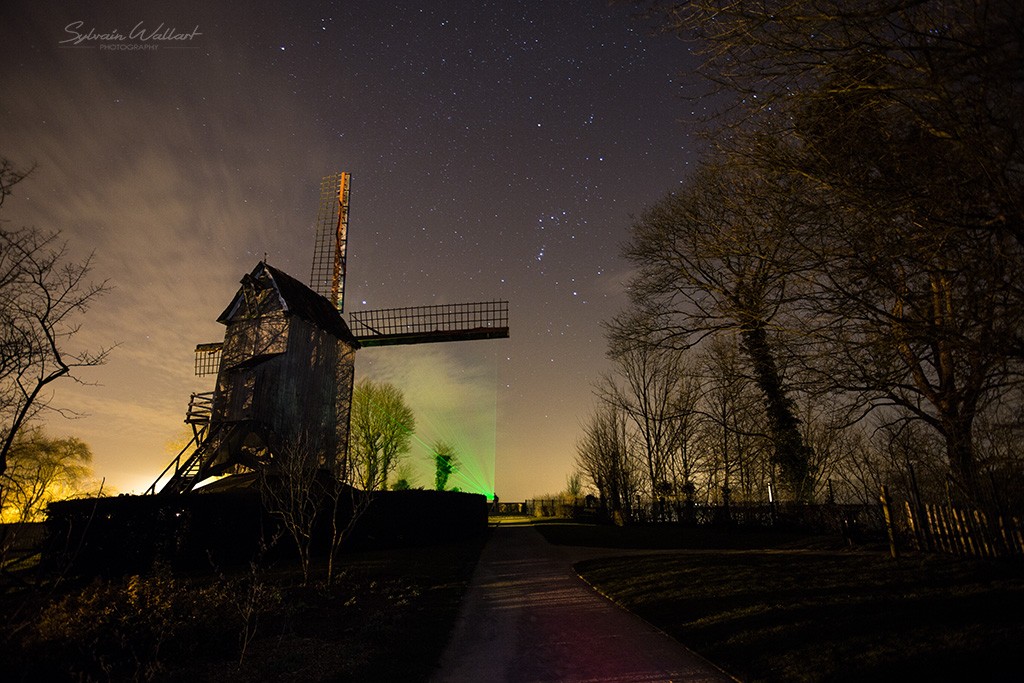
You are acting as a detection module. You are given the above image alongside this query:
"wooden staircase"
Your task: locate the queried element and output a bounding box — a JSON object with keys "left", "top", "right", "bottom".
{"left": 146, "top": 392, "right": 221, "bottom": 495}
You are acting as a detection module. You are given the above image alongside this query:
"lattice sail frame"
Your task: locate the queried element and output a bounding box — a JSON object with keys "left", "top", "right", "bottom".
{"left": 349, "top": 301, "right": 509, "bottom": 346}
{"left": 194, "top": 342, "right": 223, "bottom": 376}
{"left": 309, "top": 172, "right": 351, "bottom": 312}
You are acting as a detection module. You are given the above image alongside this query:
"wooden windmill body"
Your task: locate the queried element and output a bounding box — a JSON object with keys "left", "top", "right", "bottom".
{"left": 149, "top": 173, "right": 507, "bottom": 495}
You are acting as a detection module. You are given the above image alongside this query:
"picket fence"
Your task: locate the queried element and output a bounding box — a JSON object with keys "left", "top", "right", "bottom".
{"left": 902, "top": 500, "right": 1024, "bottom": 559}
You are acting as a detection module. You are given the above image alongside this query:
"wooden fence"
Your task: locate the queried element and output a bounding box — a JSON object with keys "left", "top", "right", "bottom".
{"left": 514, "top": 490, "right": 1024, "bottom": 560}
{"left": 902, "top": 500, "right": 1024, "bottom": 559}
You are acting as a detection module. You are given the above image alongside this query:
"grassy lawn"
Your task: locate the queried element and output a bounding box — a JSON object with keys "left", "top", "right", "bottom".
{"left": 562, "top": 524, "right": 1024, "bottom": 682}
{"left": 1, "top": 535, "right": 486, "bottom": 682}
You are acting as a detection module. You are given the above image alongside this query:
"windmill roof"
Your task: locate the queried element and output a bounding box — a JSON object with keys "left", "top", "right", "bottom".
{"left": 217, "top": 262, "right": 360, "bottom": 347}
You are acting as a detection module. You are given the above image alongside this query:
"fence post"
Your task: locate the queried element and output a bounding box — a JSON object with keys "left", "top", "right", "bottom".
{"left": 935, "top": 505, "right": 959, "bottom": 555}
{"left": 907, "top": 463, "right": 932, "bottom": 551}
{"left": 880, "top": 485, "right": 899, "bottom": 559}
{"left": 973, "top": 510, "right": 994, "bottom": 559}
{"left": 951, "top": 507, "right": 976, "bottom": 558}
{"left": 904, "top": 501, "right": 920, "bottom": 552}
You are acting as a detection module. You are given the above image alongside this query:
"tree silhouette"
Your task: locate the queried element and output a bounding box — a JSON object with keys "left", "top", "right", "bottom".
{"left": 0, "top": 157, "right": 111, "bottom": 500}
{"left": 432, "top": 441, "right": 459, "bottom": 491}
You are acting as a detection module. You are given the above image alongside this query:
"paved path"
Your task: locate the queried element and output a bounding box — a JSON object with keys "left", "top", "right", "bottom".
{"left": 432, "top": 523, "right": 735, "bottom": 683}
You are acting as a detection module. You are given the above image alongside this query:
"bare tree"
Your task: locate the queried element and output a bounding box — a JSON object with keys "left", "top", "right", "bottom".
{"left": 0, "top": 425, "right": 97, "bottom": 567}
{"left": 797, "top": 208, "right": 1022, "bottom": 501}
{"left": 348, "top": 379, "right": 415, "bottom": 492}
{"left": 575, "top": 403, "right": 639, "bottom": 525}
{"left": 0, "top": 159, "right": 110, "bottom": 499}
{"left": 821, "top": 422, "right": 880, "bottom": 506}
{"left": 972, "top": 390, "right": 1024, "bottom": 513}
{"left": 664, "top": 355, "right": 707, "bottom": 513}
{"left": 695, "top": 337, "right": 772, "bottom": 506}
{"left": 598, "top": 342, "right": 688, "bottom": 502}
{"left": 796, "top": 399, "right": 867, "bottom": 504}
{"left": 614, "top": 158, "right": 817, "bottom": 500}
{"left": 641, "top": 0, "right": 1024, "bottom": 502}
{"left": 254, "top": 433, "right": 330, "bottom": 585}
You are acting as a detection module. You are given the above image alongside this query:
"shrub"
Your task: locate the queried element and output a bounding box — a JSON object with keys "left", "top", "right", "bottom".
{"left": 26, "top": 573, "right": 246, "bottom": 681}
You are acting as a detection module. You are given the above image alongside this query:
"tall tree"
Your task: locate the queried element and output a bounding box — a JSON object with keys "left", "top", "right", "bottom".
{"left": 0, "top": 158, "right": 110, "bottom": 495}
{"left": 575, "top": 403, "right": 638, "bottom": 524}
{"left": 599, "top": 342, "right": 688, "bottom": 501}
{"left": 348, "top": 379, "right": 415, "bottom": 491}
{"left": 615, "top": 158, "right": 816, "bottom": 500}
{"left": 665, "top": 353, "right": 706, "bottom": 505}
{"left": 798, "top": 202, "right": 1021, "bottom": 500}
{"left": 697, "top": 336, "right": 772, "bottom": 505}
{"left": 644, "top": 0, "right": 1024, "bottom": 501}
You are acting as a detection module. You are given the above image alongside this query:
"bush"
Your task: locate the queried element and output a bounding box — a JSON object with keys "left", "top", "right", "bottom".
{"left": 23, "top": 573, "right": 253, "bottom": 681}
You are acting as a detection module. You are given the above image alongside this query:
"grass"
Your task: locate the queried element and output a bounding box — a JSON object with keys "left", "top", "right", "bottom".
{"left": 558, "top": 524, "right": 1024, "bottom": 682}
{"left": 1, "top": 535, "right": 487, "bottom": 682}
{"left": 12, "top": 519, "right": 1022, "bottom": 681}
{"left": 213, "top": 540, "right": 485, "bottom": 682}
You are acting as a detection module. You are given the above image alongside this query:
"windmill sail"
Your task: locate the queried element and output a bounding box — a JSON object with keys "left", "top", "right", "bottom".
{"left": 349, "top": 301, "right": 509, "bottom": 346}
{"left": 309, "top": 172, "right": 351, "bottom": 312}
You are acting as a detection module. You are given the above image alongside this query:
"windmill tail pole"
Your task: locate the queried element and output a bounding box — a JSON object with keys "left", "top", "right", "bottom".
{"left": 309, "top": 171, "right": 351, "bottom": 312}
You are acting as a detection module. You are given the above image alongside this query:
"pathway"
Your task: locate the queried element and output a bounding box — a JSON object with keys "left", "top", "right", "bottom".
{"left": 431, "top": 522, "right": 735, "bottom": 682}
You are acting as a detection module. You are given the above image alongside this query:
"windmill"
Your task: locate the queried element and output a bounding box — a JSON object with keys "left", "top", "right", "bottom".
{"left": 147, "top": 173, "right": 508, "bottom": 495}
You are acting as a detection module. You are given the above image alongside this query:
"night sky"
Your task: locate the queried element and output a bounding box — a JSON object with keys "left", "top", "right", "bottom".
{"left": 0, "top": 0, "right": 702, "bottom": 500}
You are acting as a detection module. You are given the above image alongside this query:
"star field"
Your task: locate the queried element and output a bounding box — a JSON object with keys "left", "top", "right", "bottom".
{"left": 0, "top": 0, "right": 702, "bottom": 499}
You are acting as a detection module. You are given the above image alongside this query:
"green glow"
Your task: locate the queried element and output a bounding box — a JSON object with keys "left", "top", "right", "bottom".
{"left": 358, "top": 345, "right": 498, "bottom": 500}
{"left": 390, "top": 405, "right": 495, "bottom": 499}
{"left": 411, "top": 408, "right": 496, "bottom": 499}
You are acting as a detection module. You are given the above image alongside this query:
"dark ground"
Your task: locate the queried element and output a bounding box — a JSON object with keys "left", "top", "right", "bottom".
{"left": 1, "top": 537, "right": 485, "bottom": 682}
{"left": 5, "top": 520, "right": 1022, "bottom": 682}
{"left": 538, "top": 523, "right": 1024, "bottom": 683}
